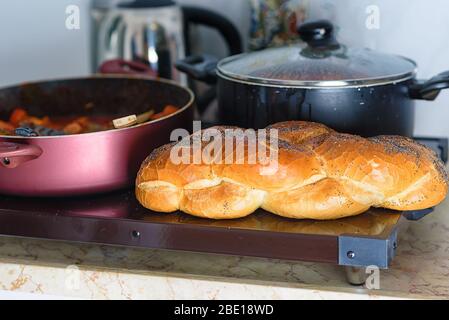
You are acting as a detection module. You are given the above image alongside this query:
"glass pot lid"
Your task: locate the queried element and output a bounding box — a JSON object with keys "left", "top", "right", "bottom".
{"left": 217, "top": 20, "right": 417, "bottom": 88}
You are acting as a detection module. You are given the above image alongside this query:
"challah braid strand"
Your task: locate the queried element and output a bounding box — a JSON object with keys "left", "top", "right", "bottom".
{"left": 136, "top": 121, "right": 448, "bottom": 220}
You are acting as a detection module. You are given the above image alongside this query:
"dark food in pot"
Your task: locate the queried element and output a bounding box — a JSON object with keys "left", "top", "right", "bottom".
{"left": 0, "top": 105, "right": 180, "bottom": 137}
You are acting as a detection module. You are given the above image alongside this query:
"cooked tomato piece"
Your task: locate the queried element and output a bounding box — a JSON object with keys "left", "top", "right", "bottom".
{"left": 63, "top": 122, "right": 83, "bottom": 134}
{"left": 0, "top": 120, "right": 14, "bottom": 132}
{"left": 162, "top": 105, "right": 179, "bottom": 114}
{"left": 9, "top": 108, "right": 28, "bottom": 126}
{"left": 150, "top": 105, "right": 179, "bottom": 120}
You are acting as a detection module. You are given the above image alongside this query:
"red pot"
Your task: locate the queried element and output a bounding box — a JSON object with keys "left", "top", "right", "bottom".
{"left": 0, "top": 74, "right": 194, "bottom": 196}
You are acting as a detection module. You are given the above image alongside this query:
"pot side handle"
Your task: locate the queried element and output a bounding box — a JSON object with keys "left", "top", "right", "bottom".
{"left": 175, "top": 54, "right": 219, "bottom": 85}
{"left": 409, "top": 71, "right": 449, "bottom": 100}
{"left": 0, "top": 142, "right": 43, "bottom": 169}
{"left": 175, "top": 54, "right": 219, "bottom": 115}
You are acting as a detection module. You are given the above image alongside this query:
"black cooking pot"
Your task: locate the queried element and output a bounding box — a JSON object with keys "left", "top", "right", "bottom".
{"left": 176, "top": 20, "right": 449, "bottom": 137}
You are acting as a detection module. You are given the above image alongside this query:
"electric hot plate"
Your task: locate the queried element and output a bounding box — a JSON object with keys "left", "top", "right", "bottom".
{"left": 0, "top": 137, "right": 446, "bottom": 285}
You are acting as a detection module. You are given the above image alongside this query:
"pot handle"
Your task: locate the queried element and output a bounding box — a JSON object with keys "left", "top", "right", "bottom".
{"left": 175, "top": 54, "right": 219, "bottom": 85}
{"left": 0, "top": 142, "right": 43, "bottom": 169}
{"left": 409, "top": 71, "right": 449, "bottom": 100}
{"left": 98, "top": 59, "right": 157, "bottom": 77}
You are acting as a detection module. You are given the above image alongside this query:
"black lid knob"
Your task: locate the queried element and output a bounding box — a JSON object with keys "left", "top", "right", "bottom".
{"left": 118, "top": 0, "right": 175, "bottom": 8}
{"left": 298, "top": 20, "right": 339, "bottom": 49}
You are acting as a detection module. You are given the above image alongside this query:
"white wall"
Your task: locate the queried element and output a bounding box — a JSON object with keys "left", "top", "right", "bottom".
{"left": 0, "top": 0, "right": 91, "bottom": 87}
{"left": 0, "top": 0, "right": 448, "bottom": 137}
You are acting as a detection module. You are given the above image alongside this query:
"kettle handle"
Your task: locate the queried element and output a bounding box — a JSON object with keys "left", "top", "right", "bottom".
{"left": 182, "top": 6, "right": 243, "bottom": 56}
{"left": 181, "top": 6, "right": 242, "bottom": 114}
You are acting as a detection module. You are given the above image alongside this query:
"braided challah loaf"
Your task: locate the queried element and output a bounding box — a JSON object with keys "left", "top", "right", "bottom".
{"left": 136, "top": 121, "right": 448, "bottom": 220}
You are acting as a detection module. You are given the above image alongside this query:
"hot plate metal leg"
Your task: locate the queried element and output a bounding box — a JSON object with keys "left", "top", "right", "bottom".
{"left": 344, "top": 266, "right": 367, "bottom": 286}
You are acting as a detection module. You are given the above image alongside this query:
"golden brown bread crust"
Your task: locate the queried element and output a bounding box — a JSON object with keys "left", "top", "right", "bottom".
{"left": 143, "top": 208, "right": 400, "bottom": 237}
{"left": 136, "top": 121, "right": 448, "bottom": 220}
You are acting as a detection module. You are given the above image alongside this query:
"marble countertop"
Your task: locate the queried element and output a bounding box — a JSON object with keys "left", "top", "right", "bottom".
{"left": 1, "top": 190, "right": 449, "bottom": 299}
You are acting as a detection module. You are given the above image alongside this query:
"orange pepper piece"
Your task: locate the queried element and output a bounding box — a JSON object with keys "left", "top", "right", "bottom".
{"left": 150, "top": 105, "right": 179, "bottom": 120}
{"left": 63, "top": 122, "right": 83, "bottom": 134}
{"left": 162, "top": 105, "right": 179, "bottom": 115}
{"left": 0, "top": 120, "right": 14, "bottom": 132}
{"left": 75, "top": 117, "right": 90, "bottom": 127}
{"left": 9, "top": 108, "right": 28, "bottom": 126}
{"left": 150, "top": 112, "right": 166, "bottom": 120}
